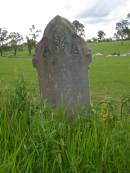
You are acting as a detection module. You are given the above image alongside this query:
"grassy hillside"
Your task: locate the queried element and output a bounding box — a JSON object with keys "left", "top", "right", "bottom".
{"left": 0, "top": 80, "right": 130, "bottom": 173}
{"left": 90, "top": 57, "right": 130, "bottom": 100}
{"left": 0, "top": 40, "right": 130, "bottom": 100}
{"left": 0, "top": 57, "right": 37, "bottom": 89}
{"left": 88, "top": 40, "right": 130, "bottom": 55}
{"left": 0, "top": 41, "right": 130, "bottom": 172}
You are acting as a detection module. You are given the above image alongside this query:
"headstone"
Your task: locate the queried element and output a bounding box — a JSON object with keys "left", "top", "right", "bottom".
{"left": 121, "top": 54, "right": 127, "bottom": 57}
{"left": 33, "top": 15, "right": 92, "bottom": 106}
{"left": 107, "top": 55, "right": 112, "bottom": 57}
{"left": 95, "top": 52, "right": 103, "bottom": 56}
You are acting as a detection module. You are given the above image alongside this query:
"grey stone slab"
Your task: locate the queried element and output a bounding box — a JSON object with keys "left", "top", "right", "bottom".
{"left": 33, "top": 15, "right": 92, "bottom": 106}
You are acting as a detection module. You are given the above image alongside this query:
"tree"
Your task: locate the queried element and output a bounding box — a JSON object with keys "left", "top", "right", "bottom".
{"left": 115, "top": 18, "right": 130, "bottom": 40}
{"left": 26, "top": 25, "right": 41, "bottom": 55}
{"left": 126, "top": 13, "right": 130, "bottom": 39}
{"left": 123, "top": 27, "right": 130, "bottom": 39}
{"left": 8, "top": 32, "right": 23, "bottom": 56}
{"left": 115, "top": 13, "right": 130, "bottom": 40}
{"left": 127, "top": 13, "right": 130, "bottom": 18}
{"left": 26, "top": 36, "right": 35, "bottom": 56}
{"left": 97, "top": 30, "right": 106, "bottom": 41}
{"left": 113, "top": 33, "right": 120, "bottom": 40}
{"left": 0, "top": 28, "right": 8, "bottom": 56}
{"left": 72, "top": 20, "right": 85, "bottom": 37}
{"left": 116, "top": 20, "right": 128, "bottom": 39}
{"left": 91, "top": 37, "right": 98, "bottom": 42}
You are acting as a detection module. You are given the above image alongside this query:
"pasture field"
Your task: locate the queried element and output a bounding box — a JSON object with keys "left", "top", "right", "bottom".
{"left": 89, "top": 40, "right": 130, "bottom": 100}
{"left": 0, "top": 41, "right": 130, "bottom": 172}
{"left": 0, "top": 40, "right": 130, "bottom": 100}
{"left": 88, "top": 40, "right": 130, "bottom": 55}
{"left": 0, "top": 77, "right": 130, "bottom": 172}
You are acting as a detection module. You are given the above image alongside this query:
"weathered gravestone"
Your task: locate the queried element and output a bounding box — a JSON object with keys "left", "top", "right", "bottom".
{"left": 33, "top": 15, "right": 92, "bottom": 106}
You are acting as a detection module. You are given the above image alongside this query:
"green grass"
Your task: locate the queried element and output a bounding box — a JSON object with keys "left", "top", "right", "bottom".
{"left": 0, "top": 78, "right": 130, "bottom": 172}
{"left": 0, "top": 41, "right": 130, "bottom": 172}
{"left": 0, "top": 57, "right": 37, "bottom": 89}
{"left": 88, "top": 40, "right": 130, "bottom": 55}
{"left": 90, "top": 56, "right": 130, "bottom": 100}
{"left": 1, "top": 47, "right": 35, "bottom": 58}
{"left": 88, "top": 40, "right": 130, "bottom": 100}
{"left": 0, "top": 43, "right": 130, "bottom": 100}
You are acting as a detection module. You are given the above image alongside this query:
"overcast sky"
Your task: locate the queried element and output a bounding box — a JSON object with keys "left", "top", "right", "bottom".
{"left": 0, "top": 0, "right": 130, "bottom": 40}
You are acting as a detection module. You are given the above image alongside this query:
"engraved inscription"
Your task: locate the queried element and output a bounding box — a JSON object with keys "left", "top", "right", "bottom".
{"left": 71, "top": 43, "right": 79, "bottom": 55}
{"left": 33, "top": 15, "right": 92, "bottom": 107}
{"left": 53, "top": 31, "right": 65, "bottom": 52}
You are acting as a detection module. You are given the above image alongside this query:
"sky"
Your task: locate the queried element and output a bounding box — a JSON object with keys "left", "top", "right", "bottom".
{"left": 0, "top": 0, "right": 130, "bottom": 40}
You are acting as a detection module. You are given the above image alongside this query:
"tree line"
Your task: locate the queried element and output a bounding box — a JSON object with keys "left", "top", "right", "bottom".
{"left": 0, "top": 25, "right": 41, "bottom": 57}
{"left": 89, "top": 13, "right": 130, "bottom": 42}
{"left": 73, "top": 13, "right": 130, "bottom": 42}
{"left": 0, "top": 21, "right": 87, "bottom": 57}
{"left": 0, "top": 13, "right": 130, "bottom": 57}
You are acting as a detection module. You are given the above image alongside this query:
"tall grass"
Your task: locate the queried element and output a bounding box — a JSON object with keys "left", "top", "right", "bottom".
{"left": 0, "top": 78, "right": 130, "bottom": 172}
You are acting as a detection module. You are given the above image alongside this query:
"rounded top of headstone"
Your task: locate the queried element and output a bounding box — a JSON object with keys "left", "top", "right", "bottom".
{"left": 33, "top": 15, "right": 92, "bottom": 66}
{"left": 44, "top": 15, "right": 76, "bottom": 37}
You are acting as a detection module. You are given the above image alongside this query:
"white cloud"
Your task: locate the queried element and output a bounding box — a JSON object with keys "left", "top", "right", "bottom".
{"left": 0, "top": 0, "right": 130, "bottom": 39}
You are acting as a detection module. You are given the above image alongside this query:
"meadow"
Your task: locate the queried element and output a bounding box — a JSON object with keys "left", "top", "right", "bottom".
{"left": 89, "top": 40, "right": 130, "bottom": 55}
{"left": 0, "top": 40, "right": 130, "bottom": 172}
{"left": 0, "top": 40, "right": 130, "bottom": 100}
